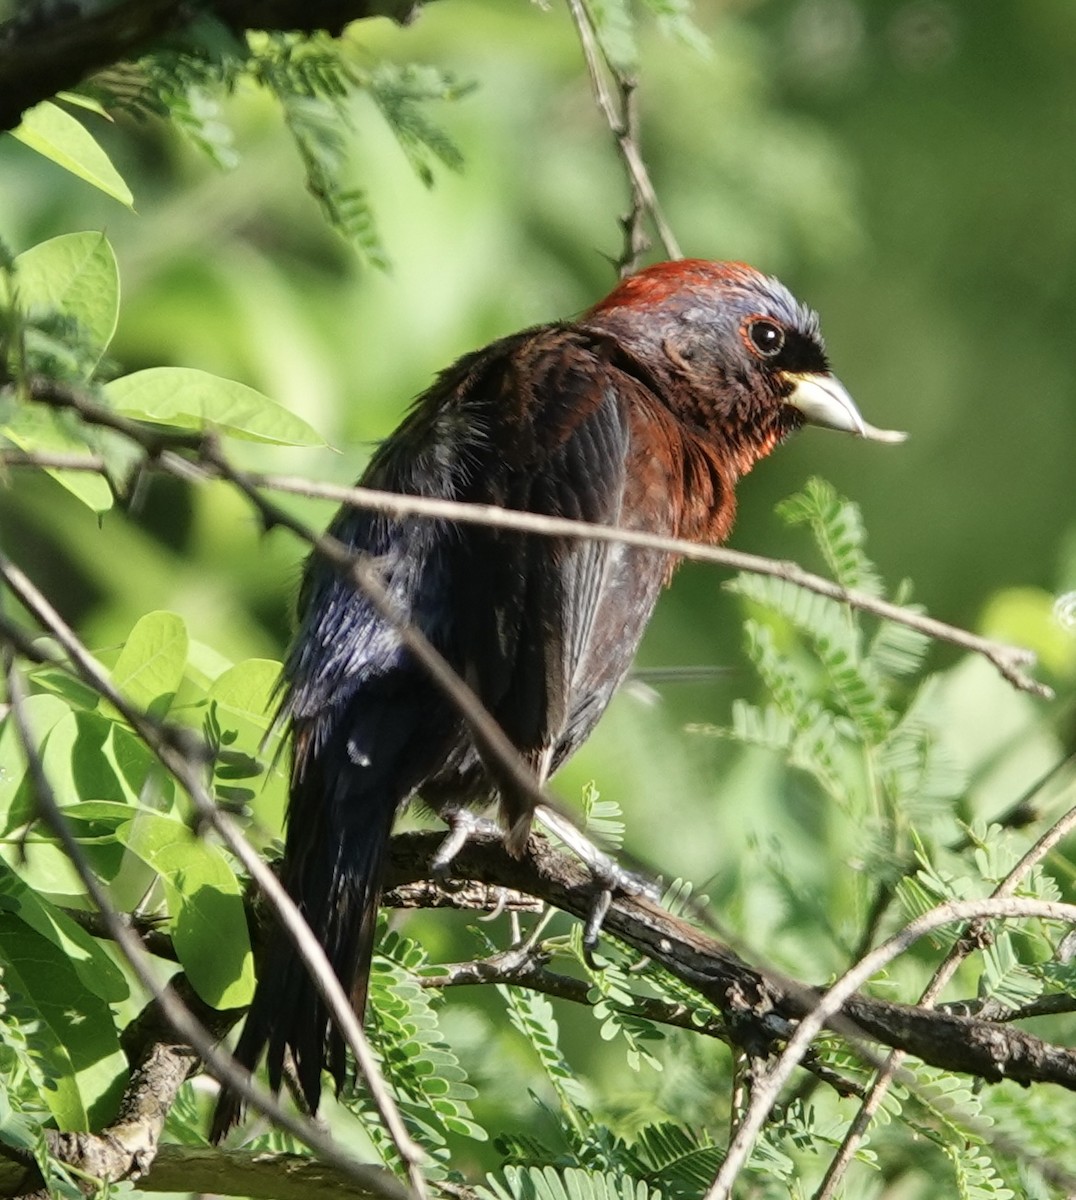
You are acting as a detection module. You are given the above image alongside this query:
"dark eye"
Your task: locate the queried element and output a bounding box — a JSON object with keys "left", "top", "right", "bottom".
{"left": 746, "top": 319, "right": 785, "bottom": 358}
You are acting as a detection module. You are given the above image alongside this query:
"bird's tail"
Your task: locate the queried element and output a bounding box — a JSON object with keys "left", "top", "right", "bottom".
{"left": 210, "top": 760, "right": 396, "bottom": 1142}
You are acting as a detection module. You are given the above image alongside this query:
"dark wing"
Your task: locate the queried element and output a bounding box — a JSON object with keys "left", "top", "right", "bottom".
{"left": 284, "top": 324, "right": 660, "bottom": 815}
{"left": 447, "top": 327, "right": 640, "bottom": 783}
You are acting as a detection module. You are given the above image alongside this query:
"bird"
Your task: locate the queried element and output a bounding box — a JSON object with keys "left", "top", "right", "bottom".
{"left": 210, "top": 258, "right": 904, "bottom": 1137}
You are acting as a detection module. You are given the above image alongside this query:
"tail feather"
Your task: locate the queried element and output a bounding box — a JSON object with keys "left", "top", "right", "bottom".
{"left": 210, "top": 765, "right": 396, "bottom": 1141}
{"left": 210, "top": 671, "right": 457, "bottom": 1143}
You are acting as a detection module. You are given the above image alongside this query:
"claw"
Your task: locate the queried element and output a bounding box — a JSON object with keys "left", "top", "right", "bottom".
{"left": 432, "top": 807, "right": 502, "bottom": 878}
{"left": 583, "top": 886, "right": 613, "bottom": 966}
{"left": 477, "top": 888, "right": 510, "bottom": 923}
{"left": 534, "top": 805, "right": 658, "bottom": 960}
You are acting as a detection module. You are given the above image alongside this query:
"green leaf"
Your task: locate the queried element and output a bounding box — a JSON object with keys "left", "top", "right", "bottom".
{"left": 55, "top": 93, "right": 111, "bottom": 118}
{"left": 10, "top": 102, "right": 133, "bottom": 209}
{"left": 0, "top": 406, "right": 114, "bottom": 513}
{"left": 0, "top": 913, "right": 127, "bottom": 1130}
{"left": 3, "top": 709, "right": 165, "bottom": 901}
{"left": 363, "top": 928, "right": 487, "bottom": 1155}
{"left": 207, "top": 658, "right": 281, "bottom": 735}
{"left": 366, "top": 64, "right": 469, "bottom": 186}
{"left": 103, "top": 610, "right": 189, "bottom": 720}
{"left": 0, "top": 229, "right": 122, "bottom": 512}
{"left": 40, "top": 710, "right": 162, "bottom": 813}
{"left": 104, "top": 367, "right": 325, "bottom": 446}
{"left": 479, "top": 1167, "right": 661, "bottom": 1200}
{"left": 0, "top": 861, "right": 127, "bottom": 1004}
{"left": 0, "top": 692, "right": 70, "bottom": 834}
{"left": 777, "top": 477, "right": 883, "bottom": 596}
{"left": 115, "top": 811, "right": 254, "bottom": 1008}
{"left": 13, "top": 232, "right": 119, "bottom": 374}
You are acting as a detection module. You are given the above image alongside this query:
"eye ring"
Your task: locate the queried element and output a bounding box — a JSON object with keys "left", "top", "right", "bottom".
{"left": 745, "top": 318, "right": 785, "bottom": 359}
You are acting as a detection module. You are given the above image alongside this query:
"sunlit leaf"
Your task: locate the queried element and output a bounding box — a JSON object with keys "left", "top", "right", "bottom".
{"left": 10, "top": 102, "right": 133, "bottom": 209}
{"left": 0, "top": 913, "right": 127, "bottom": 1130}
{"left": 0, "top": 692, "right": 70, "bottom": 834}
{"left": 115, "top": 810, "right": 254, "bottom": 1007}
{"left": 104, "top": 367, "right": 326, "bottom": 446}
{"left": 13, "top": 231, "right": 119, "bottom": 373}
{"left": 0, "top": 406, "right": 114, "bottom": 513}
{"left": 102, "top": 610, "right": 189, "bottom": 720}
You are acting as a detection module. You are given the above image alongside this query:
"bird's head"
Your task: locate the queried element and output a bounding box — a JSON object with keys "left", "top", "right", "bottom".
{"left": 585, "top": 259, "right": 904, "bottom": 473}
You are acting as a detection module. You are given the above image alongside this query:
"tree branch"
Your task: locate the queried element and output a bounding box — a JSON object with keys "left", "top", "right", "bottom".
{"left": 135, "top": 1144, "right": 396, "bottom": 1200}
{"left": 0, "top": 0, "right": 424, "bottom": 133}
{"left": 384, "top": 830, "right": 1076, "bottom": 1094}
{"left": 422, "top": 946, "right": 866, "bottom": 1100}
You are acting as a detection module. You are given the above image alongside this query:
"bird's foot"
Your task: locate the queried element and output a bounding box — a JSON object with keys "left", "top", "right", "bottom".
{"left": 431, "top": 807, "right": 502, "bottom": 880}
{"left": 534, "top": 805, "right": 658, "bottom": 964}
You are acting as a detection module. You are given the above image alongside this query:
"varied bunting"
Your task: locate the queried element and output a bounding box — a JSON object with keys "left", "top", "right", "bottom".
{"left": 211, "top": 258, "right": 903, "bottom": 1136}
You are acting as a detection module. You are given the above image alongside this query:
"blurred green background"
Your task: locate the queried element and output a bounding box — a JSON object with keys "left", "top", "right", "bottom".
{"left": 1, "top": 0, "right": 1074, "bottom": 927}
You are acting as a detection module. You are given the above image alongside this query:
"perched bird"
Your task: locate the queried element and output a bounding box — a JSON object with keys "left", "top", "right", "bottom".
{"left": 211, "top": 258, "right": 903, "bottom": 1136}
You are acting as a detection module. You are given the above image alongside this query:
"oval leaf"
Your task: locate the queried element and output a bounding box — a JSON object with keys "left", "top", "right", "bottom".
{"left": 1, "top": 406, "right": 114, "bottom": 513}
{"left": 0, "top": 861, "right": 128, "bottom": 1003}
{"left": 102, "top": 611, "right": 189, "bottom": 720}
{"left": 11, "top": 101, "right": 133, "bottom": 209}
{"left": 116, "top": 812, "right": 254, "bottom": 1008}
{"left": 14, "top": 231, "right": 120, "bottom": 374}
{"left": 104, "top": 367, "right": 325, "bottom": 446}
{"left": 0, "top": 692, "right": 69, "bottom": 834}
{"left": 0, "top": 915, "right": 127, "bottom": 1130}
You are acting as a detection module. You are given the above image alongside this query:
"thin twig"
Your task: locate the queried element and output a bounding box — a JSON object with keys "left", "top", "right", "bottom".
{"left": 815, "top": 767, "right": 1076, "bottom": 1199}
{"left": 0, "top": 448, "right": 109, "bottom": 472}
{"left": 565, "top": 0, "right": 681, "bottom": 270}
{"left": 61, "top": 907, "right": 178, "bottom": 961}
{"left": 0, "top": 431, "right": 1053, "bottom": 700}
{"left": 232, "top": 469, "right": 1054, "bottom": 701}
{"left": 706, "top": 895, "right": 1076, "bottom": 1200}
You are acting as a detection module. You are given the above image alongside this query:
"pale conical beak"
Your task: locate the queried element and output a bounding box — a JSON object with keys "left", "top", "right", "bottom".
{"left": 782, "top": 372, "right": 907, "bottom": 444}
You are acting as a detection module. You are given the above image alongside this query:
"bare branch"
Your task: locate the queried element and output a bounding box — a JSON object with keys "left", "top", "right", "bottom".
{"left": 384, "top": 879, "right": 542, "bottom": 912}
{"left": 0, "top": 430, "right": 1052, "bottom": 700}
{"left": 240, "top": 471, "right": 1052, "bottom": 699}
{"left": 386, "top": 831, "right": 1076, "bottom": 1094}
{"left": 136, "top": 1143, "right": 396, "bottom": 1200}
{"left": 422, "top": 946, "right": 865, "bottom": 1100}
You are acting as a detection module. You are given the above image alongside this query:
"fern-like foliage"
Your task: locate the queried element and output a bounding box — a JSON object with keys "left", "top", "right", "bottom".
{"left": 478, "top": 1165, "right": 660, "bottom": 1200}
{"left": 365, "top": 63, "right": 472, "bottom": 185}
{"left": 347, "top": 923, "right": 485, "bottom": 1177}
{"left": 701, "top": 478, "right": 963, "bottom": 852}
{"left": 583, "top": 0, "right": 709, "bottom": 69}
{"left": 629, "top": 1123, "right": 723, "bottom": 1200}
{"left": 84, "top": 24, "right": 471, "bottom": 267}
